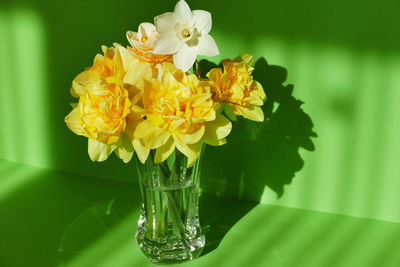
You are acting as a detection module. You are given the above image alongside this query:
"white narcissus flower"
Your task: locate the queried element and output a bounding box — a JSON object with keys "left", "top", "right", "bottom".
{"left": 152, "top": 0, "right": 219, "bottom": 72}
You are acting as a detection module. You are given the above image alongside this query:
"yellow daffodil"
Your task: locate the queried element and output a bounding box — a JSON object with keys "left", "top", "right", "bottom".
{"left": 129, "top": 68, "right": 231, "bottom": 166}
{"left": 207, "top": 53, "right": 266, "bottom": 122}
{"left": 126, "top": 22, "right": 172, "bottom": 64}
{"left": 65, "top": 45, "right": 138, "bottom": 163}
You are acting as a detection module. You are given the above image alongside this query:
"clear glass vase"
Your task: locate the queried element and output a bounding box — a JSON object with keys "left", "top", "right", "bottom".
{"left": 135, "top": 148, "right": 205, "bottom": 264}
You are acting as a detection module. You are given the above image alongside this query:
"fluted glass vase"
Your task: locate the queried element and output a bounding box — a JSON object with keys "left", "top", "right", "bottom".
{"left": 135, "top": 148, "right": 205, "bottom": 264}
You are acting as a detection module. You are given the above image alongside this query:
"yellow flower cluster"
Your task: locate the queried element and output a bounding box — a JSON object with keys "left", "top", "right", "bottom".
{"left": 65, "top": 33, "right": 266, "bottom": 166}
{"left": 207, "top": 53, "right": 266, "bottom": 122}
{"left": 65, "top": 46, "right": 136, "bottom": 162}
{"left": 129, "top": 69, "right": 231, "bottom": 166}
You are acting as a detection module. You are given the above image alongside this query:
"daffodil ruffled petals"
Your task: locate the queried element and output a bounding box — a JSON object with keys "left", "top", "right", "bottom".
{"left": 207, "top": 53, "right": 266, "bottom": 122}
{"left": 135, "top": 68, "right": 219, "bottom": 165}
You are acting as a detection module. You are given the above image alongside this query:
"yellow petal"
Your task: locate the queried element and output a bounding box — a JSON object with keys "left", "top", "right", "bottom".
{"left": 160, "top": 61, "right": 178, "bottom": 74}
{"left": 133, "top": 119, "right": 170, "bottom": 149}
{"left": 192, "top": 94, "right": 211, "bottom": 106}
{"left": 186, "top": 73, "right": 199, "bottom": 85}
{"left": 71, "top": 70, "right": 101, "bottom": 97}
{"left": 154, "top": 137, "right": 175, "bottom": 163}
{"left": 123, "top": 61, "right": 152, "bottom": 89}
{"left": 175, "top": 140, "right": 203, "bottom": 168}
{"left": 176, "top": 125, "right": 205, "bottom": 145}
{"left": 206, "top": 67, "right": 219, "bottom": 79}
{"left": 204, "top": 109, "right": 217, "bottom": 122}
{"left": 94, "top": 53, "right": 104, "bottom": 64}
{"left": 230, "top": 83, "right": 244, "bottom": 101}
{"left": 115, "top": 43, "right": 137, "bottom": 71}
{"left": 101, "top": 45, "right": 107, "bottom": 54}
{"left": 233, "top": 105, "right": 264, "bottom": 122}
{"left": 146, "top": 114, "right": 166, "bottom": 128}
{"left": 203, "top": 113, "right": 232, "bottom": 146}
{"left": 65, "top": 107, "right": 85, "bottom": 136}
{"left": 132, "top": 120, "right": 157, "bottom": 139}
{"left": 246, "top": 94, "right": 264, "bottom": 106}
{"left": 234, "top": 53, "right": 254, "bottom": 66}
{"left": 88, "top": 139, "right": 116, "bottom": 162}
{"left": 253, "top": 80, "right": 266, "bottom": 102}
{"left": 161, "top": 72, "right": 178, "bottom": 88}
{"left": 141, "top": 126, "right": 171, "bottom": 149}
{"left": 114, "top": 133, "right": 134, "bottom": 163}
{"left": 132, "top": 139, "right": 150, "bottom": 164}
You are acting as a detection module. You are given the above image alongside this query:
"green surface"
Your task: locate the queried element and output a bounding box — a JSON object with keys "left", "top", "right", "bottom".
{"left": 1, "top": 159, "right": 400, "bottom": 267}
{"left": 1, "top": 0, "right": 400, "bottom": 265}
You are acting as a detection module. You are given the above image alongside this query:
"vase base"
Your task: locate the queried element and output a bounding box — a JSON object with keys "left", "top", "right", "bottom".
{"left": 136, "top": 235, "right": 205, "bottom": 264}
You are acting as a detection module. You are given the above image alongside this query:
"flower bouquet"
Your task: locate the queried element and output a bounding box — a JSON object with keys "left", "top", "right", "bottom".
{"left": 65, "top": 0, "right": 266, "bottom": 264}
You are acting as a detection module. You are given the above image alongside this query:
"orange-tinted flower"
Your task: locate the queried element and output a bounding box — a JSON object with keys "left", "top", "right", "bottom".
{"left": 126, "top": 23, "right": 172, "bottom": 64}
{"left": 207, "top": 53, "right": 266, "bottom": 122}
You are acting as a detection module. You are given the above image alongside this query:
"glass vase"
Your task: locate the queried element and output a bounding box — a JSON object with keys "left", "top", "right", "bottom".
{"left": 135, "top": 148, "right": 205, "bottom": 264}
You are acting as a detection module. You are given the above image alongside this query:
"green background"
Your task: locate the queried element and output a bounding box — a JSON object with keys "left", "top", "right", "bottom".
{"left": 1, "top": 0, "right": 400, "bottom": 266}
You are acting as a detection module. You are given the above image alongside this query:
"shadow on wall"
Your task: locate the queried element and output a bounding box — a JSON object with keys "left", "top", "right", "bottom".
{"left": 199, "top": 57, "right": 317, "bottom": 255}
{"left": 201, "top": 57, "right": 317, "bottom": 201}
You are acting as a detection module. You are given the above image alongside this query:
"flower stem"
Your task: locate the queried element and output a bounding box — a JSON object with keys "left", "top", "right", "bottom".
{"left": 159, "top": 151, "right": 193, "bottom": 257}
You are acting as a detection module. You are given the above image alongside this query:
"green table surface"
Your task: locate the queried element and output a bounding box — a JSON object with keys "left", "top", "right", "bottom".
{"left": 1, "top": 158, "right": 399, "bottom": 267}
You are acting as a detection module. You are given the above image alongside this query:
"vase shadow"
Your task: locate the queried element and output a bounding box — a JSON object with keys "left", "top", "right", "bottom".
{"left": 198, "top": 57, "right": 317, "bottom": 256}
{"left": 56, "top": 198, "right": 138, "bottom": 266}
{"left": 199, "top": 194, "right": 258, "bottom": 256}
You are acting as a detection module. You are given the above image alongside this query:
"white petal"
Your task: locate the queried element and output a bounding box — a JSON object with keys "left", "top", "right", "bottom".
{"left": 197, "top": 34, "right": 219, "bottom": 56}
{"left": 153, "top": 32, "right": 183, "bottom": 55}
{"left": 139, "top": 22, "right": 156, "bottom": 37}
{"left": 193, "top": 10, "right": 212, "bottom": 34}
{"left": 154, "top": 12, "right": 176, "bottom": 34}
{"left": 126, "top": 31, "right": 137, "bottom": 46}
{"left": 174, "top": 0, "right": 193, "bottom": 24}
{"left": 173, "top": 44, "right": 197, "bottom": 72}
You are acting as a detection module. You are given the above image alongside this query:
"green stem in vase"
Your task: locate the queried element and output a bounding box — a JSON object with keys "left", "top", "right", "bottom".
{"left": 135, "top": 146, "right": 205, "bottom": 264}
{"left": 159, "top": 151, "right": 193, "bottom": 255}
